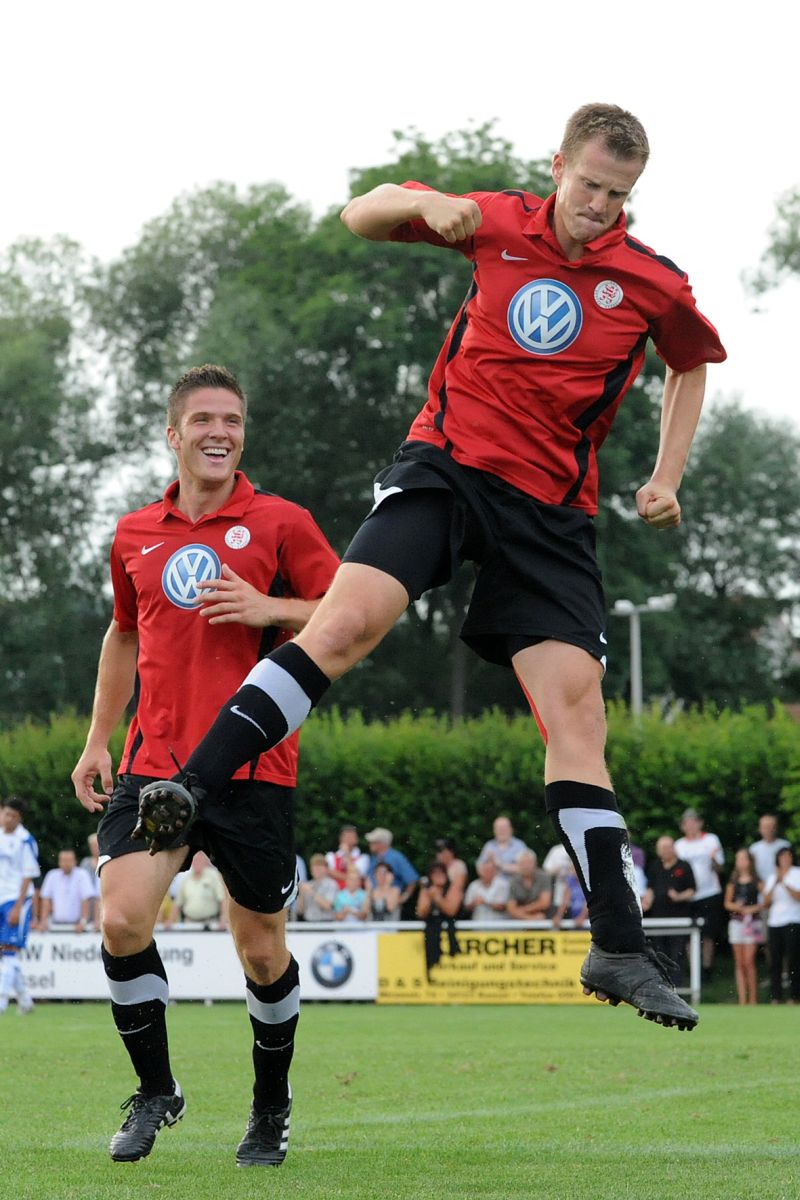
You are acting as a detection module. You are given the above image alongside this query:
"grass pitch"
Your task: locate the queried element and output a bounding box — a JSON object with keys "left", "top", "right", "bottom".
{"left": 2, "top": 1001, "right": 797, "bottom": 1200}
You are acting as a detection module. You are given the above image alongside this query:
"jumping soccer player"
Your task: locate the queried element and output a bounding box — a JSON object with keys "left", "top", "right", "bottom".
{"left": 137, "top": 105, "right": 726, "bottom": 1031}
{"left": 71, "top": 364, "right": 339, "bottom": 1165}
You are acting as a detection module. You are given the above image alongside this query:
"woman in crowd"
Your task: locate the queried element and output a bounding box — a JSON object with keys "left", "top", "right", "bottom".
{"left": 763, "top": 845, "right": 800, "bottom": 1004}
{"left": 724, "top": 848, "right": 764, "bottom": 1005}
{"left": 369, "top": 862, "right": 401, "bottom": 921}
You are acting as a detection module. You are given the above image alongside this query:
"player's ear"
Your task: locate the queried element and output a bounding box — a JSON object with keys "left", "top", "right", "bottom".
{"left": 551, "top": 152, "right": 565, "bottom": 186}
{"left": 166, "top": 424, "right": 179, "bottom": 450}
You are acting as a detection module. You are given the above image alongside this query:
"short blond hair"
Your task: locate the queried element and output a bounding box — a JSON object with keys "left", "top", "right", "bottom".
{"left": 560, "top": 103, "right": 649, "bottom": 166}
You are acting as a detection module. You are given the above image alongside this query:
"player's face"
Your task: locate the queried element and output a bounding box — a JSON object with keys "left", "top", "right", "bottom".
{"left": 168, "top": 388, "right": 245, "bottom": 487}
{"left": 551, "top": 138, "right": 642, "bottom": 259}
{"left": 0, "top": 806, "right": 17, "bottom": 833}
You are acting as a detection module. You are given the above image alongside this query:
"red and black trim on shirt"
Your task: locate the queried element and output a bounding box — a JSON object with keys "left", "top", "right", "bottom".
{"left": 435, "top": 272, "right": 479, "bottom": 447}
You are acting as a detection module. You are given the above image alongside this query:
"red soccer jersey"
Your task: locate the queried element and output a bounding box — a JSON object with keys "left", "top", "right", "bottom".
{"left": 391, "top": 184, "right": 726, "bottom": 514}
{"left": 110, "top": 472, "right": 339, "bottom": 785}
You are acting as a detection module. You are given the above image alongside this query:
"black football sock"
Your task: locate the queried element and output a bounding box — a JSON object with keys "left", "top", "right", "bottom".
{"left": 245, "top": 957, "right": 300, "bottom": 1111}
{"left": 182, "top": 642, "right": 330, "bottom": 791}
{"left": 545, "top": 781, "right": 646, "bottom": 954}
{"left": 103, "top": 941, "right": 174, "bottom": 1096}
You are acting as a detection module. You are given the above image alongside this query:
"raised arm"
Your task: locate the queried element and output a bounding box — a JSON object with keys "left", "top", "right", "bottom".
{"left": 635, "top": 363, "right": 706, "bottom": 529}
{"left": 341, "top": 183, "right": 481, "bottom": 244}
{"left": 71, "top": 620, "right": 139, "bottom": 813}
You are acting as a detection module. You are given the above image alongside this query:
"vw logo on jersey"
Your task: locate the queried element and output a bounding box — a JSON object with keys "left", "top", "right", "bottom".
{"left": 162, "top": 543, "right": 222, "bottom": 610}
{"left": 507, "top": 278, "right": 583, "bottom": 355}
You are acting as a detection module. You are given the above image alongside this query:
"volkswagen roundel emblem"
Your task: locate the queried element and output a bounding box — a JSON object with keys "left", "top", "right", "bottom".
{"left": 507, "top": 278, "right": 583, "bottom": 355}
{"left": 162, "top": 543, "right": 222, "bottom": 610}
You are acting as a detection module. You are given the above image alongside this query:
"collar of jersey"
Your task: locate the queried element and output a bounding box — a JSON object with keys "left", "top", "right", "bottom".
{"left": 158, "top": 470, "right": 255, "bottom": 524}
{"left": 522, "top": 192, "right": 628, "bottom": 260}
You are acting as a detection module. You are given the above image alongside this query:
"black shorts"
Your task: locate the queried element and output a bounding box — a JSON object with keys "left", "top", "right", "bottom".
{"left": 97, "top": 774, "right": 296, "bottom": 915}
{"left": 342, "top": 441, "right": 607, "bottom": 668}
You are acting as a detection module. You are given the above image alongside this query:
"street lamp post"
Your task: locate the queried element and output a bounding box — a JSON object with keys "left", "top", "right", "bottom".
{"left": 611, "top": 594, "right": 676, "bottom": 718}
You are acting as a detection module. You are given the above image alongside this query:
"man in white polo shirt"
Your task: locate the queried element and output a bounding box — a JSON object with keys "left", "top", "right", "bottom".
{"left": 675, "top": 809, "right": 724, "bottom": 977}
{"left": 749, "top": 814, "right": 790, "bottom": 884}
{"left": 38, "top": 848, "right": 95, "bottom": 931}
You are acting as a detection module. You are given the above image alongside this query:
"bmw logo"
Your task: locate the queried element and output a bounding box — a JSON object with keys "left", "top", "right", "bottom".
{"left": 507, "top": 278, "right": 583, "bottom": 355}
{"left": 161, "top": 544, "right": 222, "bottom": 610}
{"left": 310, "top": 941, "right": 354, "bottom": 989}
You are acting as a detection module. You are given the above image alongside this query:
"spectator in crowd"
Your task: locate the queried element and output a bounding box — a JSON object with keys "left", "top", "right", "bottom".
{"left": 169, "top": 852, "right": 227, "bottom": 929}
{"left": 463, "top": 859, "right": 510, "bottom": 922}
{"left": 295, "top": 855, "right": 338, "bottom": 922}
{"left": 642, "top": 836, "right": 696, "bottom": 986}
{"left": 749, "top": 815, "right": 791, "bottom": 885}
{"left": 763, "top": 846, "right": 800, "bottom": 1005}
{"left": 434, "top": 838, "right": 468, "bottom": 887}
{"left": 0, "top": 797, "right": 40, "bottom": 1014}
{"left": 675, "top": 808, "right": 725, "bottom": 977}
{"left": 724, "top": 848, "right": 764, "bottom": 1006}
{"left": 325, "top": 825, "right": 370, "bottom": 889}
{"left": 38, "top": 849, "right": 95, "bottom": 932}
{"left": 79, "top": 832, "right": 102, "bottom": 928}
{"left": 365, "top": 828, "right": 419, "bottom": 906}
{"left": 506, "top": 850, "right": 552, "bottom": 921}
{"left": 333, "top": 865, "right": 370, "bottom": 923}
{"left": 79, "top": 832, "right": 100, "bottom": 876}
{"left": 416, "top": 860, "right": 464, "bottom": 923}
{"left": 369, "top": 862, "right": 401, "bottom": 921}
{"left": 477, "top": 816, "right": 528, "bottom": 879}
{"left": 542, "top": 842, "right": 573, "bottom": 911}
{"left": 552, "top": 865, "right": 588, "bottom": 929}
{"left": 416, "top": 861, "right": 462, "bottom": 976}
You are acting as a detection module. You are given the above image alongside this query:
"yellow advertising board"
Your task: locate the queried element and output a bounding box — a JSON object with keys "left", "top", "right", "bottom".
{"left": 377, "top": 929, "right": 594, "bottom": 1004}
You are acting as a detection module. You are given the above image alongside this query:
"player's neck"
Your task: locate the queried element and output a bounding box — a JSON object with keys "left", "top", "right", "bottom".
{"left": 174, "top": 473, "right": 237, "bottom": 522}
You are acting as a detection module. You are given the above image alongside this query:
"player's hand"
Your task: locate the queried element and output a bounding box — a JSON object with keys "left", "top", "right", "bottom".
{"left": 635, "top": 481, "right": 681, "bottom": 529}
{"left": 72, "top": 746, "right": 114, "bottom": 813}
{"left": 196, "top": 564, "right": 278, "bottom": 627}
{"left": 419, "top": 193, "right": 482, "bottom": 244}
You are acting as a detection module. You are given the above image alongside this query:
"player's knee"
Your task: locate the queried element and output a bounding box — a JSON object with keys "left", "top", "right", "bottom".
{"left": 311, "top": 606, "right": 380, "bottom": 662}
{"left": 544, "top": 685, "right": 607, "bottom": 751}
{"left": 101, "top": 905, "right": 153, "bottom": 957}
{"left": 235, "top": 927, "right": 286, "bottom": 984}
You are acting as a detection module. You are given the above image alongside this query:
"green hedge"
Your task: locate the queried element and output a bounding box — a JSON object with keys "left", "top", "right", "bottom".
{"left": 2, "top": 705, "right": 799, "bottom": 873}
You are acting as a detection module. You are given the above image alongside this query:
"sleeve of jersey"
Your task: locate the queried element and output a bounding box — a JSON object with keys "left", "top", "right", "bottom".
{"left": 649, "top": 279, "right": 727, "bottom": 372}
{"left": 278, "top": 509, "right": 340, "bottom": 599}
{"left": 23, "top": 841, "right": 40, "bottom": 879}
{"left": 387, "top": 181, "right": 495, "bottom": 258}
{"left": 109, "top": 533, "right": 139, "bottom": 633}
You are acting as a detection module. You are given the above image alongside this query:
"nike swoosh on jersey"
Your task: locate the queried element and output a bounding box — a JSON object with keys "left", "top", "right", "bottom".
{"left": 280, "top": 879, "right": 295, "bottom": 894}
{"left": 141, "top": 542, "right": 165, "bottom": 555}
{"left": 230, "top": 705, "right": 268, "bottom": 739}
{"left": 501, "top": 249, "right": 528, "bottom": 261}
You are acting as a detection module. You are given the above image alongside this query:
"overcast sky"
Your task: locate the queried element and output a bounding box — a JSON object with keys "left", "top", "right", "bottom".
{"left": 3, "top": 1, "right": 797, "bottom": 428}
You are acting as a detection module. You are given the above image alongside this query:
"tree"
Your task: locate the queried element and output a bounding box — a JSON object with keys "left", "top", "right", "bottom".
{"left": 0, "top": 239, "right": 109, "bottom": 722}
{"left": 659, "top": 399, "right": 800, "bottom": 706}
{"left": 751, "top": 185, "right": 800, "bottom": 291}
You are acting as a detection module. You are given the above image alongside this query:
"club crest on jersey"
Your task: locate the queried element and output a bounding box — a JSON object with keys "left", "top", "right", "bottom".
{"left": 507, "top": 279, "right": 582, "bottom": 355}
{"left": 594, "top": 279, "right": 624, "bottom": 310}
{"left": 162, "top": 544, "right": 222, "bottom": 610}
{"left": 225, "top": 525, "right": 251, "bottom": 550}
